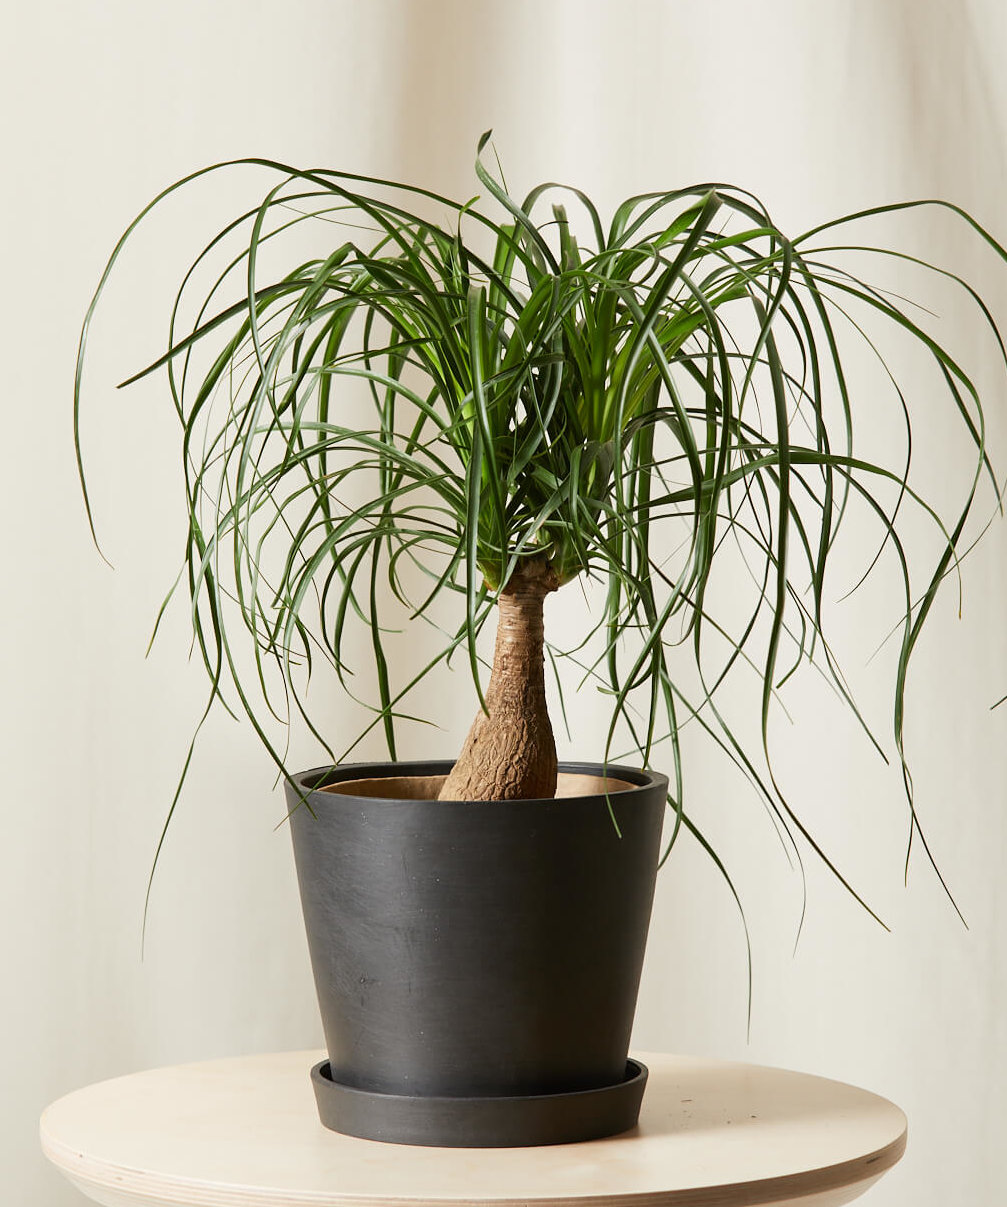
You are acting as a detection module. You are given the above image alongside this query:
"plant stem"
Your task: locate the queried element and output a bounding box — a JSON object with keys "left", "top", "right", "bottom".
{"left": 438, "top": 558, "right": 560, "bottom": 801}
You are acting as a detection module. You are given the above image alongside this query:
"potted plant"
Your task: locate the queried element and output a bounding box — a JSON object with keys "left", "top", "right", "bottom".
{"left": 76, "top": 134, "right": 1005, "bottom": 1147}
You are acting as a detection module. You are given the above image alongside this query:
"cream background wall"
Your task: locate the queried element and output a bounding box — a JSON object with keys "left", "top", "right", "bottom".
{"left": 3, "top": 1, "right": 1006, "bottom": 1203}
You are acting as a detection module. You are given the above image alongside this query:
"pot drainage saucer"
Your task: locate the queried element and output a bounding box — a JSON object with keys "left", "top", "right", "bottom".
{"left": 310, "top": 1058, "right": 649, "bottom": 1148}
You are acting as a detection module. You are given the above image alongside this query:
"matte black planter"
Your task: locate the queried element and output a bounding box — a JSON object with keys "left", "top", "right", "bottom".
{"left": 286, "top": 760, "right": 667, "bottom": 1147}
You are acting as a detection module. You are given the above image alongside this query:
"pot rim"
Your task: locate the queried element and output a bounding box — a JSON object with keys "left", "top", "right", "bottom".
{"left": 291, "top": 759, "right": 669, "bottom": 805}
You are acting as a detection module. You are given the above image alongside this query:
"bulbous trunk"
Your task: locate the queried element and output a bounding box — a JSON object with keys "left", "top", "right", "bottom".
{"left": 438, "top": 558, "right": 560, "bottom": 801}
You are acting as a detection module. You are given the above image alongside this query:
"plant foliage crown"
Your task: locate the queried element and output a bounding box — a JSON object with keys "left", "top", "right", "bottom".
{"left": 76, "top": 133, "right": 1006, "bottom": 925}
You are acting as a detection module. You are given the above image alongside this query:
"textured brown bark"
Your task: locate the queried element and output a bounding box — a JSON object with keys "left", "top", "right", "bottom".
{"left": 438, "top": 558, "right": 560, "bottom": 801}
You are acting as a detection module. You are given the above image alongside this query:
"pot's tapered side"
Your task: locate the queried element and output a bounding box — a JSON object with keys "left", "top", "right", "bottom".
{"left": 285, "top": 760, "right": 666, "bottom": 1142}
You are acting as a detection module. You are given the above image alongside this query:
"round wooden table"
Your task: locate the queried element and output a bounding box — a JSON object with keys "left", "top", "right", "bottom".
{"left": 40, "top": 1050, "right": 906, "bottom": 1207}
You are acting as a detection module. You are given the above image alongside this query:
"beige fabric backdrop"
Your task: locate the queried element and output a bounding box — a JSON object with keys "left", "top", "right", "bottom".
{"left": 3, "top": 1, "right": 1006, "bottom": 1202}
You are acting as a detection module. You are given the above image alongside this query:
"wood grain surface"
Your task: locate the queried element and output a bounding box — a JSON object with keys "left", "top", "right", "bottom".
{"left": 40, "top": 1050, "right": 906, "bottom": 1207}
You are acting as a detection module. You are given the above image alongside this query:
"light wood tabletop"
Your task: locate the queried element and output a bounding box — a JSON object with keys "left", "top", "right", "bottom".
{"left": 40, "top": 1050, "right": 906, "bottom": 1207}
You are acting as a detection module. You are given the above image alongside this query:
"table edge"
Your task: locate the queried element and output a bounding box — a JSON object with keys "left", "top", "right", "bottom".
{"left": 40, "top": 1110, "right": 907, "bottom": 1207}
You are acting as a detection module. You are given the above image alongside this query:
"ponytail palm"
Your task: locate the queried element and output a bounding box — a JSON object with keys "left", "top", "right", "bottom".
{"left": 76, "top": 135, "right": 1005, "bottom": 916}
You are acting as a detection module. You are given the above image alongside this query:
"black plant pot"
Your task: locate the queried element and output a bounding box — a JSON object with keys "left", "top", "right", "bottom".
{"left": 285, "top": 759, "right": 667, "bottom": 1146}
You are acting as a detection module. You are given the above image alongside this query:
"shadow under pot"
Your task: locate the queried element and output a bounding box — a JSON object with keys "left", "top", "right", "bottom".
{"left": 285, "top": 759, "right": 667, "bottom": 1147}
